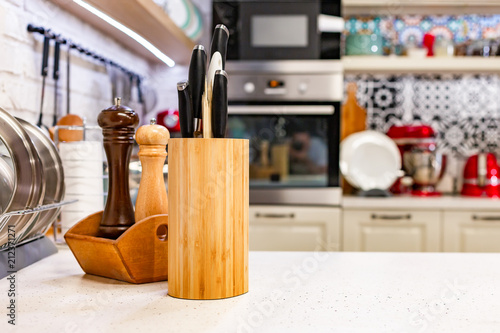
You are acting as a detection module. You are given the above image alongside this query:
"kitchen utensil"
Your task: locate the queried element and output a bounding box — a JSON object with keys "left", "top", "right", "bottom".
{"left": 345, "top": 34, "right": 383, "bottom": 56}
{"left": 97, "top": 98, "right": 139, "bottom": 239}
{"left": 37, "top": 34, "right": 50, "bottom": 130}
{"left": 66, "top": 40, "right": 71, "bottom": 115}
{"left": 188, "top": 45, "right": 206, "bottom": 135}
{"left": 0, "top": 108, "right": 45, "bottom": 248}
{"left": 177, "top": 81, "right": 194, "bottom": 137}
{"left": 461, "top": 153, "right": 500, "bottom": 198}
{"left": 211, "top": 69, "right": 228, "bottom": 138}
{"left": 16, "top": 118, "right": 64, "bottom": 239}
{"left": 134, "top": 118, "right": 170, "bottom": 222}
{"left": 209, "top": 24, "right": 229, "bottom": 70}
{"left": 403, "top": 150, "right": 447, "bottom": 196}
{"left": 52, "top": 38, "right": 61, "bottom": 126}
{"left": 340, "top": 131, "right": 401, "bottom": 193}
{"left": 341, "top": 82, "right": 366, "bottom": 141}
{"left": 202, "top": 80, "right": 211, "bottom": 138}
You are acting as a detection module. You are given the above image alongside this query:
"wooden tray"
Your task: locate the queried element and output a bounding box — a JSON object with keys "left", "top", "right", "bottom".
{"left": 65, "top": 211, "right": 168, "bottom": 284}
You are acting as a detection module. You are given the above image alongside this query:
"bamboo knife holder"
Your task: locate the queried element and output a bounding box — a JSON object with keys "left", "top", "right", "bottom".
{"left": 168, "top": 138, "right": 249, "bottom": 300}
{"left": 65, "top": 211, "right": 169, "bottom": 284}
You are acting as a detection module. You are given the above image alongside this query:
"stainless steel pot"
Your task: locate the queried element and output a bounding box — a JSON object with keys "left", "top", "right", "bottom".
{"left": 0, "top": 107, "right": 45, "bottom": 248}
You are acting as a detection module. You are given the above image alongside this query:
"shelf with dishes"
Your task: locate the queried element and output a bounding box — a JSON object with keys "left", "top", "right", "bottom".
{"left": 343, "top": 0, "right": 500, "bottom": 15}
{"left": 50, "top": 0, "right": 196, "bottom": 65}
{"left": 343, "top": 56, "right": 500, "bottom": 74}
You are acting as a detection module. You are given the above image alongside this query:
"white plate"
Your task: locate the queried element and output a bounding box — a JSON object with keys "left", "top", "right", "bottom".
{"left": 340, "top": 131, "right": 401, "bottom": 191}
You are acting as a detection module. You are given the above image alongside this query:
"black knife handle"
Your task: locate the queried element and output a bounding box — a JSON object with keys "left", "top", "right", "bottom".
{"left": 210, "top": 24, "right": 229, "bottom": 69}
{"left": 188, "top": 45, "right": 206, "bottom": 123}
{"left": 177, "top": 81, "right": 194, "bottom": 138}
{"left": 41, "top": 35, "right": 50, "bottom": 76}
{"left": 53, "top": 40, "right": 61, "bottom": 80}
{"left": 211, "top": 70, "right": 228, "bottom": 138}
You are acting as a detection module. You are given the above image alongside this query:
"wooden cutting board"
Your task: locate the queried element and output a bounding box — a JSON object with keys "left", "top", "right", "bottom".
{"left": 341, "top": 82, "right": 367, "bottom": 194}
{"left": 341, "top": 82, "right": 366, "bottom": 141}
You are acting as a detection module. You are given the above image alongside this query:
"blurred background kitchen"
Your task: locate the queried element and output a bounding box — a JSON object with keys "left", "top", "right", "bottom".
{"left": 3, "top": 0, "right": 500, "bottom": 254}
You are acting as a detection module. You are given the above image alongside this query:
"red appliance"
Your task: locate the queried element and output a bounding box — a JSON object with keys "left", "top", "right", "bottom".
{"left": 386, "top": 125, "right": 436, "bottom": 194}
{"left": 461, "top": 153, "right": 500, "bottom": 198}
{"left": 156, "top": 109, "right": 180, "bottom": 132}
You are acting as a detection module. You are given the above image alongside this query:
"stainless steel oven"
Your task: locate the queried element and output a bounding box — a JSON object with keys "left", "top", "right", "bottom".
{"left": 226, "top": 60, "right": 343, "bottom": 206}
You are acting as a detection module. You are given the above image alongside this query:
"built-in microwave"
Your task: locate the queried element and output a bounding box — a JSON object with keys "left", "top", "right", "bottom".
{"left": 212, "top": 0, "right": 343, "bottom": 60}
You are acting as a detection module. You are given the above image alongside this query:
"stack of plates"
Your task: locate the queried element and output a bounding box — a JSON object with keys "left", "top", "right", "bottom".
{"left": 0, "top": 108, "right": 64, "bottom": 249}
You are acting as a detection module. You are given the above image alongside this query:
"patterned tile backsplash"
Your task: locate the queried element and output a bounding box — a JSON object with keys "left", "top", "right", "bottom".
{"left": 345, "top": 73, "right": 500, "bottom": 192}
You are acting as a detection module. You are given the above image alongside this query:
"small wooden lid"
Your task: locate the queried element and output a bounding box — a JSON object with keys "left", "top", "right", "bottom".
{"left": 136, "top": 118, "right": 170, "bottom": 145}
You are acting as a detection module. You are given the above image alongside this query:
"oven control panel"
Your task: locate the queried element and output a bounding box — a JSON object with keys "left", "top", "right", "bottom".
{"left": 225, "top": 60, "right": 343, "bottom": 102}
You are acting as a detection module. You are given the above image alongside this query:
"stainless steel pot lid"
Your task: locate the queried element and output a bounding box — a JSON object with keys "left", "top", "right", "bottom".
{"left": 0, "top": 156, "right": 14, "bottom": 214}
{"left": 0, "top": 108, "right": 45, "bottom": 248}
{"left": 16, "top": 118, "right": 64, "bottom": 240}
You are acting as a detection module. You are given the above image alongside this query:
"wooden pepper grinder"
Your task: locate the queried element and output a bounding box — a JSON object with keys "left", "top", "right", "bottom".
{"left": 134, "top": 118, "right": 170, "bottom": 222}
{"left": 97, "top": 97, "right": 139, "bottom": 239}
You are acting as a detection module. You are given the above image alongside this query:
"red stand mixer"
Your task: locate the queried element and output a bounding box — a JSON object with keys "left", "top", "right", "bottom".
{"left": 461, "top": 153, "right": 500, "bottom": 198}
{"left": 387, "top": 125, "right": 447, "bottom": 196}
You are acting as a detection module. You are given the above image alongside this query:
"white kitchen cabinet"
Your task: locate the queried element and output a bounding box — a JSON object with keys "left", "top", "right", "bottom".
{"left": 444, "top": 211, "right": 500, "bottom": 252}
{"left": 343, "top": 209, "right": 441, "bottom": 252}
{"left": 249, "top": 205, "right": 341, "bottom": 251}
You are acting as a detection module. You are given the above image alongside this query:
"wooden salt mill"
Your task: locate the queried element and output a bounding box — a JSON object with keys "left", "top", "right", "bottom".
{"left": 134, "top": 118, "right": 170, "bottom": 222}
{"left": 97, "top": 97, "right": 139, "bottom": 239}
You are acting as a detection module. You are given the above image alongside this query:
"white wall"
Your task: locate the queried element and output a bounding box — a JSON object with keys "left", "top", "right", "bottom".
{"left": 0, "top": 0, "right": 152, "bottom": 126}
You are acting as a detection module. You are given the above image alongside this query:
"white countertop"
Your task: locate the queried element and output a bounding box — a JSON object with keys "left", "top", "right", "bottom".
{"left": 2, "top": 248, "right": 500, "bottom": 332}
{"left": 342, "top": 195, "right": 500, "bottom": 210}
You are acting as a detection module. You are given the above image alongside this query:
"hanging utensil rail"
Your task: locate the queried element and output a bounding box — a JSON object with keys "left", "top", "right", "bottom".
{"left": 27, "top": 24, "right": 143, "bottom": 80}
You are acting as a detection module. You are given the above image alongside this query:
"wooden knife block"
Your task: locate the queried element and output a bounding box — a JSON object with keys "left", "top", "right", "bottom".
{"left": 65, "top": 211, "right": 169, "bottom": 284}
{"left": 168, "top": 138, "right": 249, "bottom": 300}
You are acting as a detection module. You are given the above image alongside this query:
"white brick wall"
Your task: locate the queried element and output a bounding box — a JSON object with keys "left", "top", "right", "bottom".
{"left": 0, "top": 0, "right": 153, "bottom": 126}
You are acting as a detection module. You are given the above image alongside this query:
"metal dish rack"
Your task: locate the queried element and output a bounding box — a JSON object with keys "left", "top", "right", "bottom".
{"left": 0, "top": 200, "right": 77, "bottom": 279}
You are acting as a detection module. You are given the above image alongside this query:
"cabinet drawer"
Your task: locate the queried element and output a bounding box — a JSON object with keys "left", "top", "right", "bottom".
{"left": 444, "top": 211, "right": 500, "bottom": 252}
{"left": 343, "top": 209, "right": 441, "bottom": 252}
{"left": 249, "top": 206, "right": 341, "bottom": 252}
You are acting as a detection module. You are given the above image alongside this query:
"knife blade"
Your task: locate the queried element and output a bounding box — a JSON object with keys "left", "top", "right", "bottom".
{"left": 177, "top": 81, "right": 194, "bottom": 138}
{"left": 188, "top": 45, "right": 206, "bottom": 135}
{"left": 211, "top": 70, "right": 228, "bottom": 139}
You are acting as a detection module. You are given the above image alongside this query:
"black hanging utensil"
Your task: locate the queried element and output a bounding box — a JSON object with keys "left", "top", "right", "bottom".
{"left": 37, "top": 34, "right": 50, "bottom": 128}
{"left": 52, "top": 38, "right": 61, "bottom": 126}
{"left": 66, "top": 40, "right": 71, "bottom": 115}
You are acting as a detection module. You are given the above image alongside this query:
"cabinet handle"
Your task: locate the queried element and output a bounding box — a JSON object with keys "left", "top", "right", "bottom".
{"left": 255, "top": 213, "right": 295, "bottom": 219}
{"left": 472, "top": 215, "right": 500, "bottom": 221}
{"left": 371, "top": 214, "right": 411, "bottom": 221}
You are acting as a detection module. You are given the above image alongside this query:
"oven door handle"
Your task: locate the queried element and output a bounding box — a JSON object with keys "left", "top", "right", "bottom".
{"left": 228, "top": 105, "right": 335, "bottom": 115}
